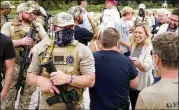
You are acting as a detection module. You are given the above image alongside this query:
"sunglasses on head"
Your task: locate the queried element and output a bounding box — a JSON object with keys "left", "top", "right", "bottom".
{"left": 150, "top": 50, "right": 158, "bottom": 56}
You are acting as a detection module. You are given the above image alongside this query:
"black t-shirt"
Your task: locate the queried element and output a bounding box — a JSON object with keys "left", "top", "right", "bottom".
{"left": 0, "top": 33, "right": 16, "bottom": 71}
{"left": 74, "top": 26, "right": 93, "bottom": 46}
{"left": 90, "top": 50, "right": 138, "bottom": 110}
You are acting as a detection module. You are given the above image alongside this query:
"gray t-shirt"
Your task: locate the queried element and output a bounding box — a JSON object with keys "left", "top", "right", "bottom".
{"left": 131, "top": 46, "right": 143, "bottom": 58}
{"left": 115, "top": 19, "right": 130, "bottom": 53}
{"left": 136, "top": 79, "right": 178, "bottom": 109}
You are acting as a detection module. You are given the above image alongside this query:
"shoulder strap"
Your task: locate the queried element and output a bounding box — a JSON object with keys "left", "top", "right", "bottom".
{"left": 41, "top": 40, "right": 55, "bottom": 64}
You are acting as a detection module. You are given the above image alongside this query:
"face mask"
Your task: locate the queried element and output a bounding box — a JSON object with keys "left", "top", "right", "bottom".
{"left": 138, "top": 8, "right": 145, "bottom": 17}
{"left": 55, "top": 28, "right": 74, "bottom": 46}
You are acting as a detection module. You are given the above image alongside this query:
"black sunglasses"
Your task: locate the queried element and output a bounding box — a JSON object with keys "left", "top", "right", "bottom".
{"left": 150, "top": 50, "right": 158, "bottom": 56}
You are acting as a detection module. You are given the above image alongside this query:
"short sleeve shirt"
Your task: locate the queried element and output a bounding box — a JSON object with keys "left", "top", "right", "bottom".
{"left": 0, "top": 33, "right": 16, "bottom": 70}
{"left": 90, "top": 50, "right": 138, "bottom": 109}
{"left": 136, "top": 79, "right": 178, "bottom": 109}
{"left": 115, "top": 19, "right": 131, "bottom": 53}
{"left": 28, "top": 40, "right": 95, "bottom": 74}
{"left": 27, "top": 40, "right": 95, "bottom": 109}
{"left": 102, "top": 6, "right": 120, "bottom": 24}
{"left": 1, "top": 19, "right": 47, "bottom": 40}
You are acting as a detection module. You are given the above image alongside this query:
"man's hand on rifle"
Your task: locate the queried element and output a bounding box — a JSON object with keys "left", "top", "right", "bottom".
{"left": 50, "top": 70, "right": 71, "bottom": 86}
{"left": 20, "top": 36, "right": 33, "bottom": 46}
{"left": 38, "top": 76, "right": 60, "bottom": 94}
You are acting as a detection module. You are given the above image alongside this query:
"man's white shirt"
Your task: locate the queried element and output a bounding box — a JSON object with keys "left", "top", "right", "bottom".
{"left": 102, "top": 6, "right": 120, "bottom": 24}
{"left": 157, "top": 24, "right": 178, "bottom": 34}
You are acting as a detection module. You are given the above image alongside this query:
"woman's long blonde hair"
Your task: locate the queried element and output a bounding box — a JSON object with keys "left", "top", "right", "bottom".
{"left": 131, "top": 23, "right": 152, "bottom": 48}
{"left": 94, "top": 22, "right": 116, "bottom": 40}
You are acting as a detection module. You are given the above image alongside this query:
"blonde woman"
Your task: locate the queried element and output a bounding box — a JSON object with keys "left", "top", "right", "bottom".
{"left": 89, "top": 22, "right": 123, "bottom": 53}
{"left": 129, "top": 23, "right": 154, "bottom": 110}
{"left": 88, "top": 25, "right": 102, "bottom": 52}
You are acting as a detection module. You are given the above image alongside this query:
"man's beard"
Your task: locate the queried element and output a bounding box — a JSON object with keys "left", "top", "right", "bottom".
{"left": 79, "top": 19, "right": 83, "bottom": 24}
{"left": 22, "top": 15, "right": 33, "bottom": 23}
{"left": 169, "top": 24, "right": 178, "bottom": 30}
{"left": 5, "top": 10, "right": 11, "bottom": 15}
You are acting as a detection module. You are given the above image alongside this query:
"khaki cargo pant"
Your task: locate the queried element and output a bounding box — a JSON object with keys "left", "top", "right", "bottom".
{"left": 2, "top": 64, "right": 36, "bottom": 110}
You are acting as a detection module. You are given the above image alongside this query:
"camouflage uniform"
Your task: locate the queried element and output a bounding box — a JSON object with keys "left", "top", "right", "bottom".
{"left": 3, "top": 64, "right": 36, "bottom": 110}
{"left": 27, "top": 1, "right": 47, "bottom": 27}
{"left": 134, "top": 16, "right": 150, "bottom": 26}
{"left": 1, "top": 3, "right": 48, "bottom": 110}
{"left": 0, "top": 1, "right": 15, "bottom": 28}
{"left": 1, "top": 18, "right": 38, "bottom": 110}
{"left": 27, "top": 12, "right": 95, "bottom": 110}
{"left": 134, "top": 4, "right": 151, "bottom": 26}
{"left": 0, "top": 16, "right": 6, "bottom": 29}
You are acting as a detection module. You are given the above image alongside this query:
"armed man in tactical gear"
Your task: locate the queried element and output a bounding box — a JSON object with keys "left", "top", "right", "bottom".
{"left": 0, "top": 1, "right": 15, "bottom": 29}
{"left": 26, "top": 12, "right": 95, "bottom": 109}
{"left": 27, "top": 1, "right": 50, "bottom": 31}
{"left": 1, "top": 2, "right": 50, "bottom": 110}
{"left": 134, "top": 3, "right": 152, "bottom": 27}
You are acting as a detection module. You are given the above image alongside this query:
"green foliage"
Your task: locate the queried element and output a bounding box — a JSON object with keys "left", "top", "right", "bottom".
{"left": 7, "top": 0, "right": 176, "bottom": 16}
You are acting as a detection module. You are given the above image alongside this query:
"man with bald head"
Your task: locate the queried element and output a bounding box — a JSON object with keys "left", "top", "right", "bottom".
{"left": 152, "top": 8, "right": 168, "bottom": 35}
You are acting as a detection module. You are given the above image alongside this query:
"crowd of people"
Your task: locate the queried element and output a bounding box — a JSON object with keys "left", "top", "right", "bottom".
{"left": 0, "top": 0, "right": 178, "bottom": 110}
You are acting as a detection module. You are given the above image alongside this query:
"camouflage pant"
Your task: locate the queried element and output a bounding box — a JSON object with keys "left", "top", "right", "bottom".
{"left": 2, "top": 64, "right": 36, "bottom": 110}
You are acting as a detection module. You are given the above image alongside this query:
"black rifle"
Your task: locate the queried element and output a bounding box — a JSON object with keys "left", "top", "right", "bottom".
{"left": 41, "top": 60, "right": 80, "bottom": 110}
{"left": 15, "top": 28, "right": 37, "bottom": 100}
